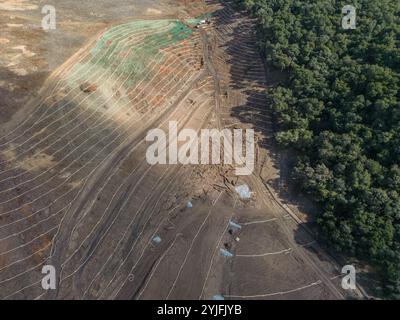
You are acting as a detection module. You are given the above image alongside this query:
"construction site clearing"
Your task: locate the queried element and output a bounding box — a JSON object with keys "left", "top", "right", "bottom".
{"left": 0, "top": 0, "right": 364, "bottom": 300}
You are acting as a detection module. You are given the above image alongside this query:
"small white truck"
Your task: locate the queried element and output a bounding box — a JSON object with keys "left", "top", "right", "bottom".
{"left": 195, "top": 19, "right": 209, "bottom": 28}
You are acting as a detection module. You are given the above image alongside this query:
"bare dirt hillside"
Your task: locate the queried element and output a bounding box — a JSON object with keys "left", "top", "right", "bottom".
{"left": 0, "top": 0, "right": 363, "bottom": 300}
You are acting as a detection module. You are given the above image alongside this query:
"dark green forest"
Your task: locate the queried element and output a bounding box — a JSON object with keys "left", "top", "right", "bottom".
{"left": 234, "top": 0, "right": 400, "bottom": 297}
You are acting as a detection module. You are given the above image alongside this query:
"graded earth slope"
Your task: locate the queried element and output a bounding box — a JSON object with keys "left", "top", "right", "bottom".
{"left": 0, "top": 0, "right": 363, "bottom": 300}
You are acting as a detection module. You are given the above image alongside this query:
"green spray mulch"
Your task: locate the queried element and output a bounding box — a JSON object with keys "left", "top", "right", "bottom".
{"left": 79, "top": 20, "right": 194, "bottom": 88}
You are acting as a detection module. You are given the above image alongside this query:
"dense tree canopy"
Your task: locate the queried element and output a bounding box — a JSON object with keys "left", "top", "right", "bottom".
{"left": 235, "top": 0, "right": 400, "bottom": 297}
